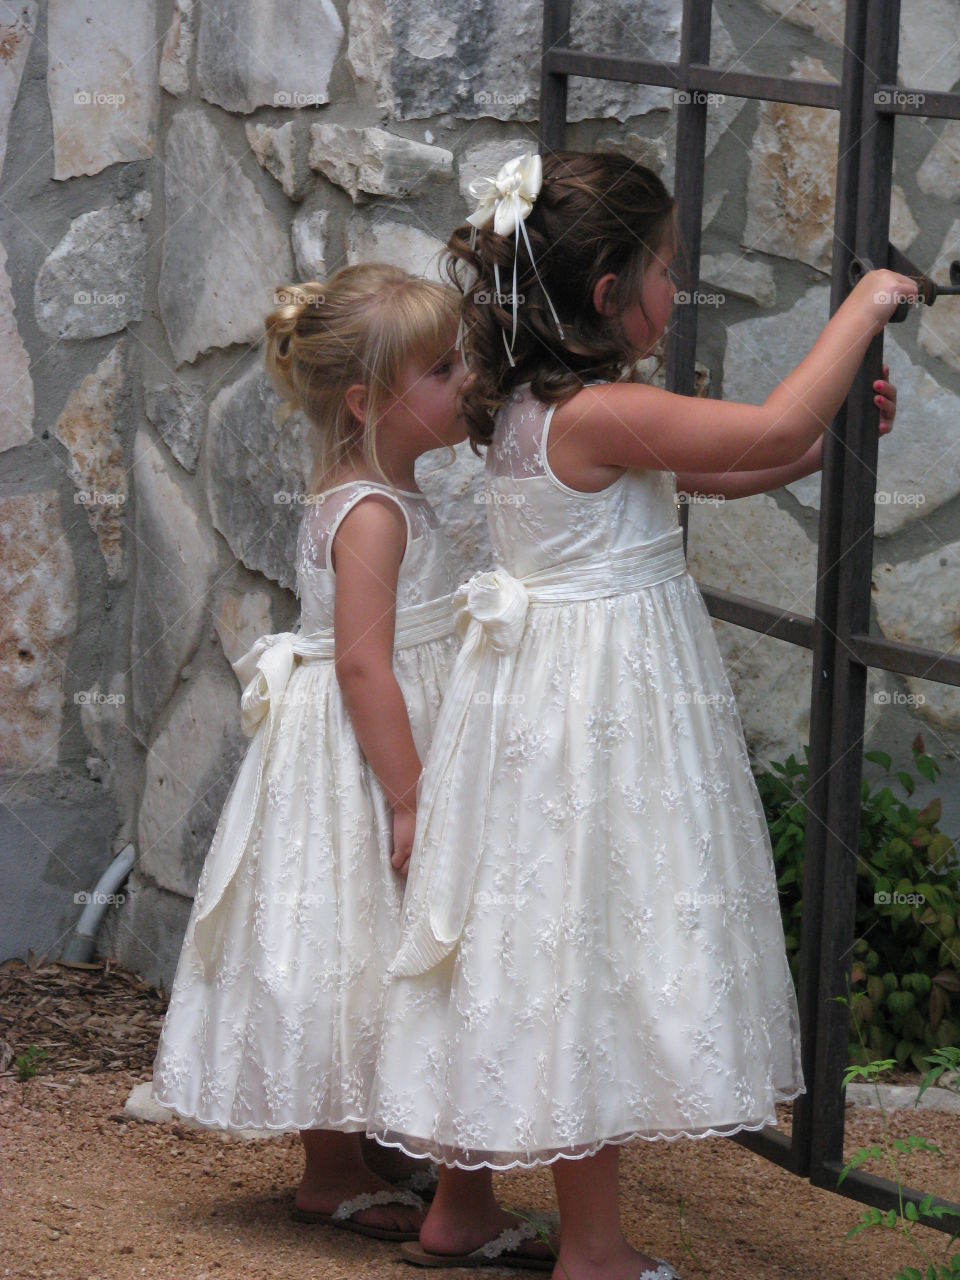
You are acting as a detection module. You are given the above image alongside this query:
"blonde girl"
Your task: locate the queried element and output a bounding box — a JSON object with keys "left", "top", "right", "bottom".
{"left": 153, "top": 263, "right": 469, "bottom": 1241}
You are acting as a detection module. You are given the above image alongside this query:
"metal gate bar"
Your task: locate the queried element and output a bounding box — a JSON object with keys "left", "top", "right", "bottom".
{"left": 539, "top": 0, "right": 960, "bottom": 1233}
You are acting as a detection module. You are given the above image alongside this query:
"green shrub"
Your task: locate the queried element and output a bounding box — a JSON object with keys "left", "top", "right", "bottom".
{"left": 755, "top": 734, "right": 960, "bottom": 1071}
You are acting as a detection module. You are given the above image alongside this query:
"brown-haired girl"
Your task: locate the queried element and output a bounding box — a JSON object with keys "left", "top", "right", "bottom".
{"left": 152, "top": 263, "right": 469, "bottom": 1241}
{"left": 368, "top": 154, "right": 910, "bottom": 1277}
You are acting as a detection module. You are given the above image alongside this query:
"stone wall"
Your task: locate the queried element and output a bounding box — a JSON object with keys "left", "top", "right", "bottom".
{"left": 1, "top": 0, "right": 958, "bottom": 991}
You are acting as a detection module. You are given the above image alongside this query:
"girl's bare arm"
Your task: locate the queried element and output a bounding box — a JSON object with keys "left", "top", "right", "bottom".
{"left": 557, "top": 272, "right": 915, "bottom": 478}
{"left": 675, "top": 441, "right": 823, "bottom": 501}
{"left": 676, "top": 363, "right": 898, "bottom": 500}
{"left": 331, "top": 496, "right": 421, "bottom": 814}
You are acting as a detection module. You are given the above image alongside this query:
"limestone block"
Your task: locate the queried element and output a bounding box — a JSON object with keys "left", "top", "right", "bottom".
{"left": 0, "top": 492, "right": 78, "bottom": 770}
{"left": 54, "top": 341, "right": 128, "bottom": 579}
{"left": 35, "top": 192, "right": 150, "bottom": 340}
{"left": 158, "top": 111, "right": 293, "bottom": 364}
{"left": 48, "top": 0, "right": 158, "bottom": 178}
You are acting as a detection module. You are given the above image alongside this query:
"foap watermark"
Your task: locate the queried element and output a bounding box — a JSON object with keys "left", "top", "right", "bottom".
{"left": 673, "top": 289, "right": 725, "bottom": 308}
{"left": 676, "top": 491, "right": 725, "bottom": 506}
{"left": 874, "top": 890, "right": 926, "bottom": 906}
{"left": 273, "top": 687, "right": 321, "bottom": 710}
{"left": 874, "top": 89, "right": 925, "bottom": 108}
{"left": 474, "top": 89, "right": 527, "bottom": 108}
{"left": 473, "top": 290, "right": 525, "bottom": 306}
{"left": 74, "top": 689, "right": 125, "bottom": 706}
{"left": 274, "top": 490, "right": 326, "bottom": 506}
{"left": 875, "top": 490, "right": 926, "bottom": 506}
{"left": 474, "top": 691, "right": 525, "bottom": 706}
{"left": 74, "top": 290, "right": 126, "bottom": 308}
{"left": 674, "top": 889, "right": 725, "bottom": 907}
{"left": 872, "top": 288, "right": 926, "bottom": 310}
{"left": 874, "top": 689, "right": 926, "bottom": 707}
{"left": 274, "top": 286, "right": 324, "bottom": 307}
{"left": 674, "top": 690, "right": 736, "bottom": 708}
{"left": 273, "top": 90, "right": 327, "bottom": 107}
{"left": 475, "top": 889, "right": 527, "bottom": 908}
{"left": 274, "top": 891, "right": 327, "bottom": 908}
{"left": 674, "top": 89, "right": 726, "bottom": 106}
{"left": 74, "top": 90, "right": 125, "bottom": 108}
{"left": 474, "top": 491, "right": 525, "bottom": 506}
{"left": 74, "top": 890, "right": 125, "bottom": 906}
{"left": 74, "top": 490, "right": 126, "bottom": 507}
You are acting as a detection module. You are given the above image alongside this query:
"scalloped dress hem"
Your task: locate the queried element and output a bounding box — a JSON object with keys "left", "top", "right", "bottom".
{"left": 365, "top": 1083, "right": 808, "bottom": 1171}
{"left": 149, "top": 1090, "right": 374, "bottom": 1135}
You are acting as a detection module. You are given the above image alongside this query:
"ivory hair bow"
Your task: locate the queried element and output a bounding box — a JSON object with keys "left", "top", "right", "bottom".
{"left": 462, "top": 152, "right": 565, "bottom": 366}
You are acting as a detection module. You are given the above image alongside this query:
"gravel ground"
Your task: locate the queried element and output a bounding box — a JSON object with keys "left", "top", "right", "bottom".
{"left": 3, "top": 959, "right": 960, "bottom": 1279}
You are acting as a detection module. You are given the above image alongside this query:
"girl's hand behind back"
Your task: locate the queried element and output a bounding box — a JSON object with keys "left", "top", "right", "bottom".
{"left": 391, "top": 807, "right": 416, "bottom": 878}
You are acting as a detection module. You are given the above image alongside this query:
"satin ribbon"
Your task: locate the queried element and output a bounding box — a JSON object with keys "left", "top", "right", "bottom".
{"left": 462, "top": 152, "right": 565, "bottom": 367}
{"left": 390, "top": 526, "right": 689, "bottom": 979}
{"left": 191, "top": 593, "right": 455, "bottom": 972}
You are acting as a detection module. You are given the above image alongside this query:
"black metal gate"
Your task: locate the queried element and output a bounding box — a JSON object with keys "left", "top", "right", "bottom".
{"left": 539, "top": 0, "right": 960, "bottom": 1232}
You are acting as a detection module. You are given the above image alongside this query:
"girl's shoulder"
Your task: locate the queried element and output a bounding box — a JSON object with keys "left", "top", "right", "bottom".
{"left": 306, "top": 477, "right": 429, "bottom": 529}
{"left": 297, "top": 481, "right": 408, "bottom": 577}
{"left": 301, "top": 477, "right": 446, "bottom": 578}
{"left": 495, "top": 378, "right": 626, "bottom": 494}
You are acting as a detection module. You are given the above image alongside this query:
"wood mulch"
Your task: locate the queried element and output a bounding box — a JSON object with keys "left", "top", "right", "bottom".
{"left": 0, "top": 954, "right": 167, "bottom": 1079}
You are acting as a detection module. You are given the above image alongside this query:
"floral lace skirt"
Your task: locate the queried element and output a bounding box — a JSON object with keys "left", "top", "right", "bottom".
{"left": 368, "top": 573, "right": 806, "bottom": 1168}
{"left": 151, "top": 636, "right": 456, "bottom": 1132}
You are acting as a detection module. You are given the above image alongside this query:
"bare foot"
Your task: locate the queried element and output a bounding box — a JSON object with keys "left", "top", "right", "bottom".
{"left": 420, "top": 1201, "right": 555, "bottom": 1262}
{"left": 552, "top": 1244, "right": 675, "bottom": 1279}
{"left": 296, "top": 1130, "right": 425, "bottom": 1234}
{"left": 359, "top": 1134, "right": 434, "bottom": 1186}
{"left": 295, "top": 1165, "right": 425, "bottom": 1233}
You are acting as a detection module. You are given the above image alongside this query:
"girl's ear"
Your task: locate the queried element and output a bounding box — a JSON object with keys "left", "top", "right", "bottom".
{"left": 592, "top": 272, "right": 618, "bottom": 317}
{"left": 345, "top": 383, "right": 367, "bottom": 427}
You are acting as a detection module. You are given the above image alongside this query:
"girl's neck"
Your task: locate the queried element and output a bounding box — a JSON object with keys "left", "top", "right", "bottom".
{"left": 322, "top": 462, "right": 421, "bottom": 494}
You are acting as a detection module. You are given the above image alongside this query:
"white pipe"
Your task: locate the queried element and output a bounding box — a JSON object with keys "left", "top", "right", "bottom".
{"left": 62, "top": 842, "right": 136, "bottom": 964}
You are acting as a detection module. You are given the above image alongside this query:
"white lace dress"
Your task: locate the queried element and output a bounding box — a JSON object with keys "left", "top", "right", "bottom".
{"left": 152, "top": 481, "right": 459, "bottom": 1131}
{"left": 368, "top": 383, "right": 806, "bottom": 1169}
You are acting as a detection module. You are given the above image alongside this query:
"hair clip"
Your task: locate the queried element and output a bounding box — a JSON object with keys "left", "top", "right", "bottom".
{"left": 462, "top": 152, "right": 565, "bottom": 367}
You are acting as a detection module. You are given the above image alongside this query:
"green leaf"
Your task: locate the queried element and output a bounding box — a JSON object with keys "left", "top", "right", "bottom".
{"left": 844, "top": 1206, "right": 884, "bottom": 1237}
{"left": 866, "top": 750, "right": 893, "bottom": 771}
{"left": 887, "top": 990, "right": 917, "bottom": 1017}
{"left": 916, "top": 755, "right": 937, "bottom": 783}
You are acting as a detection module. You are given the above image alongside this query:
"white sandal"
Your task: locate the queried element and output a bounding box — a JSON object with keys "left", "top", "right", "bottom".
{"left": 290, "top": 1186, "right": 424, "bottom": 1241}
{"left": 399, "top": 1210, "right": 559, "bottom": 1270}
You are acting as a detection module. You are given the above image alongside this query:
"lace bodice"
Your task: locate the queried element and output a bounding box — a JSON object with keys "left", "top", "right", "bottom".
{"left": 485, "top": 382, "right": 680, "bottom": 577}
{"left": 294, "top": 481, "right": 455, "bottom": 630}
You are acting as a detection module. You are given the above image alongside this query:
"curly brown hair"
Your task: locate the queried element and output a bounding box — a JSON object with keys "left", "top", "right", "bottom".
{"left": 445, "top": 150, "right": 678, "bottom": 451}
